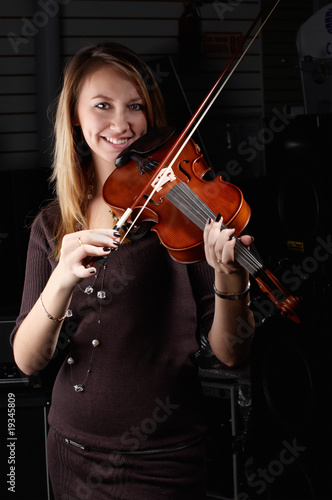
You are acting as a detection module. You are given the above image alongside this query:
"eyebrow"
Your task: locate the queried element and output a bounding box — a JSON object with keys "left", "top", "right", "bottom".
{"left": 91, "top": 94, "right": 144, "bottom": 102}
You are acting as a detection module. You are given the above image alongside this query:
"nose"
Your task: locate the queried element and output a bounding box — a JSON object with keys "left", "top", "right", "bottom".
{"left": 109, "top": 109, "right": 129, "bottom": 135}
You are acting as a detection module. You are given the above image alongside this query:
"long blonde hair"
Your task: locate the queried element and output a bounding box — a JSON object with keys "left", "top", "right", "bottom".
{"left": 51, "top": 42, "right": 167, "bottom": 258}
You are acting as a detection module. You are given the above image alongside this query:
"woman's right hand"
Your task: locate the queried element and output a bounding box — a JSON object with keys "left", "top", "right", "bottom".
{"left": 57, "top": 228, "right": 121, "bottom": 285}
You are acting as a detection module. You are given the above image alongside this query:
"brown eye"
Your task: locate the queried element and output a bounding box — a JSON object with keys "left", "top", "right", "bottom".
{"left": 96, "top": 102, "right": 110, "bottom": 109}
{"left": 130, "top": 103, "right": 143, "bottom": 111}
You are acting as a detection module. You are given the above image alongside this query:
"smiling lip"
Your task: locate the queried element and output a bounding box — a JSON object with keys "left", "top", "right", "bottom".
{"left": 104, "top": 136, "right": 131, "bottom": 145}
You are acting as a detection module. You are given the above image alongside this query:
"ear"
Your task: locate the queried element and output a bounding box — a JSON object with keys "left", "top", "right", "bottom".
{"left": 72, "top": 114, "right": 80, "bottom": 127}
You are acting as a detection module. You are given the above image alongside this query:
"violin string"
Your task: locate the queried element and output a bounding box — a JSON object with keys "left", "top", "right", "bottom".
{"left": 166, "top": 182, "right": 215, "bottom": 229}
{"left": 177, "top": 182, "right": 294, "bottom": 302}
{"left": 166, "top": 182, "right": 263, "bottom": 275}
{"left": 162, "top": 185, "right": 297, "bottom": 316}
{"left": 173, "top": 183, "right": 295, "bottom": 306}
{"left": 233, "top": 238, "right": 262, "bottom": 275}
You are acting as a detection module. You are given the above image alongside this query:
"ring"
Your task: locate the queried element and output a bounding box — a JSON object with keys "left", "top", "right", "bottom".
{"left": 217, "top": 258, "right": 222, "bottom": 264}
{"left": 77, "top": 238, "right": 82, "bottom": 247}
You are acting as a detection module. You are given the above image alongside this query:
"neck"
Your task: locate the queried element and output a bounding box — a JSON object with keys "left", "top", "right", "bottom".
{"left": 91, "top": 154, "right": 117, "bottom": 197}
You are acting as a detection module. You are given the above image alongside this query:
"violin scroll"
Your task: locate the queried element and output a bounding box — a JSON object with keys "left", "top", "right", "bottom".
{"left": 252, "top": 267, "right": 301, "bottom": 324}
{"left": 115, "top": 127, "right": 176, "bottom": 168}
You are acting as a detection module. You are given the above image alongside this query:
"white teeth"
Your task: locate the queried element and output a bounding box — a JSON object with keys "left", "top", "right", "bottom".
{"left": 105, "top": 137, "right": 129, "bottom": 145}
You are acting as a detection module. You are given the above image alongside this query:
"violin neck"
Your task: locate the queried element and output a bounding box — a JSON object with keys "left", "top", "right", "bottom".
{"left": 167, "top": 181, "right": 301, "bottom": 323}
{"left": 234, "top": 239, "right": 262, "bottom": 276}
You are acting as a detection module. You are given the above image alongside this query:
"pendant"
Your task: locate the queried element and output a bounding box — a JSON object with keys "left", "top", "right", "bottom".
{"left": 97, "top": 291, "right": 106, "bottom": 299}
{"left": 74, "top": 384, "right": 84, "bottom": 392}
{"left": 84, "top": 286, "right": 94, "bottom": 295}
{"left": 92, "top": 339, "right": 100, "bottom": 347}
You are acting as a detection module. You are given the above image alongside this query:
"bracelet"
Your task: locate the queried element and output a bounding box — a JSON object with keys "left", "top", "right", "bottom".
{"left": 213, "top": 281, "right": 250, "bottom": 300}
{"left": 39, "top": 294, "right": 67, "bottom": 322}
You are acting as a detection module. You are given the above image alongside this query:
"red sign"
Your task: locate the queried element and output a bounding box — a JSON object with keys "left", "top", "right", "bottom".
{"left": 203, "top": 32, "right": 243, "bottom": 58}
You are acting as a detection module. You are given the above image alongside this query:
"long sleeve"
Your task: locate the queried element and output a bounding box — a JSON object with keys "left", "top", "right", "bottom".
{"left": 10, "top": 206, "right": 58, "bottom": 344}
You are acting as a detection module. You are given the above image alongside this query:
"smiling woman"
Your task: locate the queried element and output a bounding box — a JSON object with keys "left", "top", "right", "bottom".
{"left": 10, "top": 42, "right": 254, "bottom": 500}
{"left": 74, "top": 66, "right": 148, "bottom": 182}
{"left": 50, "top": 43, "right": 167, "bottom": 255}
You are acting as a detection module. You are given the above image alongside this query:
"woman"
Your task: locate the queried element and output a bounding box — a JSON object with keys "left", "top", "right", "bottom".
{"left": 11, "top": 43, "right": 255, "bottom": 499}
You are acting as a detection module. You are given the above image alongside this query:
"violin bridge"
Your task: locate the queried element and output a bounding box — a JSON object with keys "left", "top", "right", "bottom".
{"left": 151, "top": 167, "right": 176, "bottom": 192}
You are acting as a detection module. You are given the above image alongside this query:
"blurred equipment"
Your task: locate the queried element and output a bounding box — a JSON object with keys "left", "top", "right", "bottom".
{"left": 297, "top": 3, "right": 332, "bottom": 113}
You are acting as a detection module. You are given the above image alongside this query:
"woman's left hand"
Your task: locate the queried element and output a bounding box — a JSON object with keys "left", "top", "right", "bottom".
{"left": 204, "top": 216, "right": 253, "bottom": 274}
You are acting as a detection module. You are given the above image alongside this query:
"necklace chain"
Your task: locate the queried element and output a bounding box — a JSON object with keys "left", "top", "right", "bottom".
{"left": 68, "top": 265, "right": 107, "bottom": 392}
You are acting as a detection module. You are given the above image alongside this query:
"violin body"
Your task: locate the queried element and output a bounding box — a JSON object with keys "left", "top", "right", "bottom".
{"left": 103, "top": 133, "right": 251, "bottom": 263}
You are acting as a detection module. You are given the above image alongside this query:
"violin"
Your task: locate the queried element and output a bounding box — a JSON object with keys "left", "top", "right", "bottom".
{"left": 102, "top": 126, "right": 301, "bottom": 325}
{"left": 99, "top": 0, "right": 302, "bottom": 324}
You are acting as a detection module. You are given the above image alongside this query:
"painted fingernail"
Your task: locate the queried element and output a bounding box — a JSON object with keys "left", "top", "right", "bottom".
{"left": 215, "top": 213, "right": 222, "bottom": 222}
{"left": 103, "top": 247, "right": 111, "bottom": 252}
{"left": 206, "top": 217, "right": 212, "bottom": 225}
{"left": 114, "top": 231, "right": 121, "bottom": 237}
{"left": 113, "top": 241, "right": 120, "bottom": 247}
{"left": 89, "top": 269, "right": 96, "bottom": 274}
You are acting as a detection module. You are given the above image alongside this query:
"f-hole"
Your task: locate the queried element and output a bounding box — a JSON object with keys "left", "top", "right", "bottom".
{"left": 178, "top": 160, "right": 191, "bottom": 181}
{"left": 143, "top": 194, "right": 164, "bottom": 206}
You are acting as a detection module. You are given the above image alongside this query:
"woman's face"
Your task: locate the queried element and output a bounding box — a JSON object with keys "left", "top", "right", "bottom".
{"left": 75, "top": 65, "right": 148, "bottom": 170}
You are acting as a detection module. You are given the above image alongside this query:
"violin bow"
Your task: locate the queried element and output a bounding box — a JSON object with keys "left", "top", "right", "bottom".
{"left": 115, "top": 0, "right": 282, "bottom": 235}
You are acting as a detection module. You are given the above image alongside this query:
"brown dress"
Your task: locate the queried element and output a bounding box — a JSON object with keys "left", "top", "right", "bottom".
{"left": 12, "top": 204, "right": 216, "bottom": 499}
